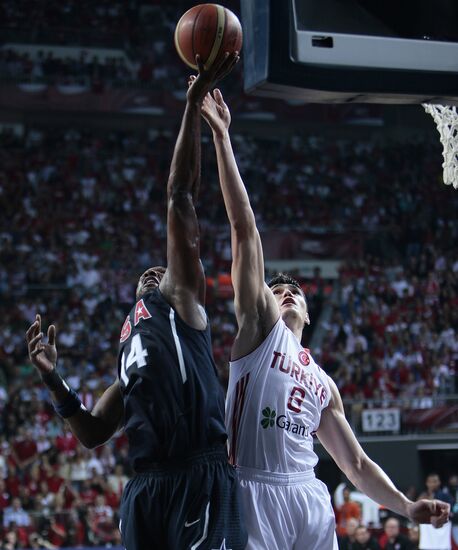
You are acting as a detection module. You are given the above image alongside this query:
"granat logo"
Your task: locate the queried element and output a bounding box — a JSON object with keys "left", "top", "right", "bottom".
{"left": 260, "top": 407, "right": 309, "bottom": 437}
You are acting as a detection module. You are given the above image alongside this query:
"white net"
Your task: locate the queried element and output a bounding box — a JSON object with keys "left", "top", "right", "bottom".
{"left": 422, "top": 104, "right": 458, "bottom": 189}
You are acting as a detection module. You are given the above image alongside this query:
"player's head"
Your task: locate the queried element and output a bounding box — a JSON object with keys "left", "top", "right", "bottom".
{"left": 267, "top": 273, "right": 309, "bottom": 326}
{"left": 136, "top": 266, "right": 166, "bottom": 299}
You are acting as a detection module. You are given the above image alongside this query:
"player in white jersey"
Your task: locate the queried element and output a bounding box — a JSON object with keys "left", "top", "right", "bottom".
{"left": 197, "top": 83, "right": 451, "bottom": 550}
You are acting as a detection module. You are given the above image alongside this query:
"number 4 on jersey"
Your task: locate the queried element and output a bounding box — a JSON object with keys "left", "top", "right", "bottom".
{"left": 120, "top": 334, "right": 148, "bottom": 385}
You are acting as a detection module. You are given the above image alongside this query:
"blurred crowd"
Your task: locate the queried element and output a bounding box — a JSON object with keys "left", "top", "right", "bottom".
{"left": 0, "top": 0, "right": 239, "bottom": 40}
{"left": 1, "top": 126, "right": 456, "bottom": 387}
{"left": 0, "top": 1, "right": 457, "bottom": 548}
{"left": 319, "top": 245, "right": 458, "bottom": 406}
{"left": 0, "top": 1, "right": 242, "bottom": 94}
{"left": 335, "top": 473, "right": 458, "bottom": 549}
{"left": 0, "top": 123, "right": 457, "bottom": 545}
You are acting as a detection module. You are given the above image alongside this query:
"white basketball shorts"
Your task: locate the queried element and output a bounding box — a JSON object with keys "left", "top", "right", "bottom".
{"left": 237, "top": 466, "right": 338, "bottom": 550}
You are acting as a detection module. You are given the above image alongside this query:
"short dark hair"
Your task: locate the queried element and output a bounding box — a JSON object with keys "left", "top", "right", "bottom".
{"left": 267, "top": 273, "right": 306, "bottom": 300}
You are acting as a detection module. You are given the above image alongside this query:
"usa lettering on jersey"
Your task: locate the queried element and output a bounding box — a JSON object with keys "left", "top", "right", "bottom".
{"left": 134, "top": 299, "right": 152, "bottom": 326}
{"left": 120, "top": 315, "right": 132, "bottom": 343}
{"left": 120, "top": 299, "right": 153, "bottom": 342}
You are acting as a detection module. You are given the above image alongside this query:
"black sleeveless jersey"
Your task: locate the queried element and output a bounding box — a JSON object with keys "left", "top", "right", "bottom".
{"left": 117, "top": 288, "right": 227, "bottom": 471}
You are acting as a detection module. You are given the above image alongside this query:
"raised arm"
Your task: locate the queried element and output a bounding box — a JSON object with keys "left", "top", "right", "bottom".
{"left": 201, "top": 88, "right": 278, "bottom": 358}
{"left": 26, "top": 315, "right": 123, "bottom": 449}
{"left": 160, "top": 55, "right": 238, "bottom": 328}
{"left": 317, "top": 377, "right": 450, "bottom": 526}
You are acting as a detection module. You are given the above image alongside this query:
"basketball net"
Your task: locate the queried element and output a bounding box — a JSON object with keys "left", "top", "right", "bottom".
{"left": 422, "top": 104, "right": 458, "bottom": 189}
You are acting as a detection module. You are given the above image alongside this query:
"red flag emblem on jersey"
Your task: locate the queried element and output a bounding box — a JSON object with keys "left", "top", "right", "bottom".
{"left": 120, "top": 315, "right": 131, "bottom": 343}
{"left": 298, "top": 350, "right": 310, "bottom": 366}
{"left": 134, "top": 299, "right": 152, "bottom": 326}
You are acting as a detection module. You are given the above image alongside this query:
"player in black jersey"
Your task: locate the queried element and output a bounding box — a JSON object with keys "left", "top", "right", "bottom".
{"left": 26, "top": 52, "right": 247, "bottom": 550}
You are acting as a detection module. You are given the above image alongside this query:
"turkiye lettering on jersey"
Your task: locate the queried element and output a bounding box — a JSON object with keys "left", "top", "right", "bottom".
{"left": 226, "top": 318, "right": 331, "bottom": 473}
{"left": 120, "top": 315, "right": 132, "bottom": 343}
{"left": 134, "top": 299, "right": 152, "bottom": 326}
{"left": 269, "top": 350, "right": 328, "bottom": 406}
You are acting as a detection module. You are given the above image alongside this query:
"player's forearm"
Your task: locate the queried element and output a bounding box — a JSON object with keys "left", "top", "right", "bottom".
{"left": 44, "top": 371, "right": 120, "bottom": 449}
{"left": 346, "top": 455, "right": 412, "bottom": 518}
{"left": 53, "top": 405, "right": 116, "bottom": 450}
{"left": 168, "top": 100, "right": 201, "bottom": 202}
{"left": 61, "top": 409, "right": 117, "bottom": 449}
{"left": 213, "top": 131, "right": 256, "bottom": 233}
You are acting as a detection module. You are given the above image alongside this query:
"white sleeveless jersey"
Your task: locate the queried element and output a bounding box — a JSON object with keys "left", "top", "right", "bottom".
{"left": 226, "top": 318, "right": 331, "bottom": 473}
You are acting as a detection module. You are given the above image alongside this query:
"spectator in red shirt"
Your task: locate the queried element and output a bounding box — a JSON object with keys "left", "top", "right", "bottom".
{"left": 25, "top": 463, "right": 42, "bottom": 497}
{"left": 45, "top": 467, "right": 64, "bottom": 494}
{"left": 10, "top": 426, "right": 38, "bottom": 471}
{"left": 89, "top": 494, "right": 116, "bottom": 545}
{"left": 79, "top": 479, "right": 97, "bottom": 506}
{"left": 48, "top": 516, "right": 67, "bottom": 547}
{"left": 34, "top": 401, "right": 52, "bottom": 426}
{"left": 4, "top": 466, "right": 20, "bottom": 499}
{"left": 0, "top": 479, "right": 10, "bottom": 510}
{"left": 55, "top": 432, "right": 77, "bottom": 456}
{"left": 65, "top": 510, "right": 86, "bottom": 547}
{"left": 337, "top": 487, "right": 362, "bottom": 537}
{"left": 340, "top": 372, "right": 359, "bottom": 398}
{"left": 104, "top": 484, "right": 119, "bottom": 510}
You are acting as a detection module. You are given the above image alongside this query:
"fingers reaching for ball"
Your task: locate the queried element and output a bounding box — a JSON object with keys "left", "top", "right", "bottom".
{"left": 212, "top": 51, "right": 240, "bottom": 81}
{"left": 187, "top": 51, "right": 238, "bottom": 102}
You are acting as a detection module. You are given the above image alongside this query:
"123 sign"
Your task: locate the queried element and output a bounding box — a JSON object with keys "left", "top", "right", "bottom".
{"left": 362, "top": 409, "right": 400, "bottom": 433}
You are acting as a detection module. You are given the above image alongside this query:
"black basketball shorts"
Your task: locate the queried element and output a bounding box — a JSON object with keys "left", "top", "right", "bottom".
{"left": 119, "top": 447, "right": 247, "bottom": 549}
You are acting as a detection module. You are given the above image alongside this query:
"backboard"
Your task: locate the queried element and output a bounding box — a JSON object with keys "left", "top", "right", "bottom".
{"left": 241, "top": 0, "right": 458, "bottom": 104}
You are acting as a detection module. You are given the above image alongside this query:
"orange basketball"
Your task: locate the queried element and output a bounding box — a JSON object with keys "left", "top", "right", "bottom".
{"left": 174, "top": 4, "right": 243, "bottom": 70}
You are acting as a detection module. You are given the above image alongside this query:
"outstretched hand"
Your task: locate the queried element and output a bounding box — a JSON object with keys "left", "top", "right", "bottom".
{"left": 26, "top": 314, "right": 57, "bottom": 374}
{"left": 407, "top": 499, "right": 450, "bottom": 528}
{"left": 191, "top": 80, "right": 231, "bottom": 137}
{"left": 187, "top": 51, "right": 239, "bottom": 104}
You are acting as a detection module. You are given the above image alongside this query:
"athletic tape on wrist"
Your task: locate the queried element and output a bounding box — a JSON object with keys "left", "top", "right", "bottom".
{"left": 54, "top": 387, "right": 85, "bottom": 419}
{"left": 41, "top": 368, "right": 64, "bottom": 390}
{"left": 41, "top": 369, "right": 86, "bottom": 418}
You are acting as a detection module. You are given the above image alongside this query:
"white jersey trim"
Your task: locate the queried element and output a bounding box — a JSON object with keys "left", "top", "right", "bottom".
{"left": 230, "top": 317, "right": 282, "bottom": 367}
{"left": 169, "top": 308, "right": 187, "bottom": 384}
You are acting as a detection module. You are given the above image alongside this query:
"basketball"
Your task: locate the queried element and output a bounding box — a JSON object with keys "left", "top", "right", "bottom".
{"left": 174, "top": 4, "right": 243, "bottom": 70}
